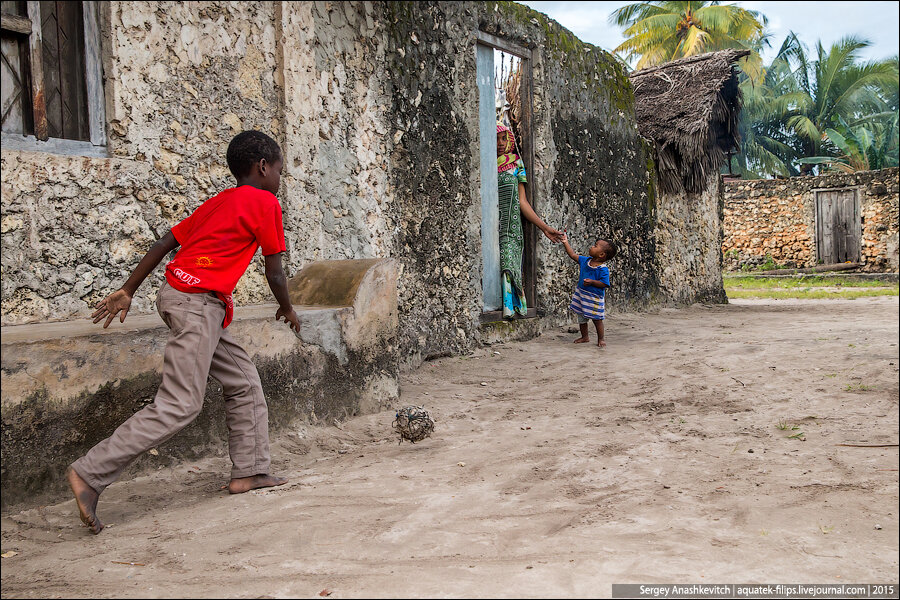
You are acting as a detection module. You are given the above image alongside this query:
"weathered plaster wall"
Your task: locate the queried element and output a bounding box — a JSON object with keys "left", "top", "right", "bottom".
{"left": 383, "top": 2, "right": 664, "bottom": 367}
{"left": 655, "top": 173, "right": 727, "bottom": 303}
{"left": 2, "top": 1, "right": 283, "bottom": 325}
{"left": 278, "top": 1, "right": 395, "bottom": 266}
{"left": 530, "top": 17, "right": 661, "bottom": 315}
{"left": 380, "top": 2, "right": 481, "bottom": 366}
{"left": 1, "top": 1, "right": 670, "bottom": 359}
{"left": 0, "top": 2, "right": 398, "bottom": 324}
{"left": 1, "top": 0, "right": 740, "bottom": 365}
{"left": 723, "top": 168, "right": 899, "bottom": 271}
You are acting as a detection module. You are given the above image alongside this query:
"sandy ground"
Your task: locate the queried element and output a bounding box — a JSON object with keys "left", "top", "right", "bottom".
{"left": 2, "top": 297, "right": 898, "bottom": 598}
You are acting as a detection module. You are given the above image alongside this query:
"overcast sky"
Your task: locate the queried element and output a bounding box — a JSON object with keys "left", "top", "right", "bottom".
{"left": 519, "top": 1, "right": 900, "bottom": 65}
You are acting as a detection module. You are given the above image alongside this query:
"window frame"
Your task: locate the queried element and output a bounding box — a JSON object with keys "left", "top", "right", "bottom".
{"left": 1, "top": 0, "right": 106, "bottom": 156}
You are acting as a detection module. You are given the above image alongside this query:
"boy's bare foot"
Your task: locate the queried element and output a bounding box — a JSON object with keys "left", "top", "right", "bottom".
{"left": 573, "top": 337, "right": 590, "bottom": 343}
{"left": 598, "top": 340, "right": 607, "bottom": 347}
{"left": 228, "top": 474, "right": 288, "bottom": 494}
{"left": 67, "top": 467, "right": 103, "bottom": 534}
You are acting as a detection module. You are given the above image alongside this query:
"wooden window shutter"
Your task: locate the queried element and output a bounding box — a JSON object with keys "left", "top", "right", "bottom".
{"left": 39, "top": 0, "right": 89, "bottom": 141}
{"left": 0, "top": 0, "right": 34, "bottom": 135}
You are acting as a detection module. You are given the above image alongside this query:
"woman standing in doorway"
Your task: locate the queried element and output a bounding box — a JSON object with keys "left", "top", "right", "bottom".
{"left": 497, "top": 123, "right": 563, "bottom": 319}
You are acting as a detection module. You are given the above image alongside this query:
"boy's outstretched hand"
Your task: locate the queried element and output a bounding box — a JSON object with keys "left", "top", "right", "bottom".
{"left": 92, "top": 289, "right": 133, "bottom": 328}
{"left": 276, "top": 306, "right": 301, "bottom": 333}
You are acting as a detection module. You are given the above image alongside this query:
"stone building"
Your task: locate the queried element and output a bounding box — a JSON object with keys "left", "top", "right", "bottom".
{"left": 722, "top": 168, "right": 900, "bottom": 272}
{"left": 0, "top": 2, "right": 739, "bottom": 505}
{"left": 630, "top": 49, "right": 749, "bottom": 303}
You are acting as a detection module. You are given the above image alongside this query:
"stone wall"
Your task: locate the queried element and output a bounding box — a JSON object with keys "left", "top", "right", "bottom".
{"left": 723, "top": 168, "right": 900, "bottom": 271}
{"left": 2, "top": 2, "right": 284, "bottom": 323}
{"left": 2, "top": 1, "right": 678, "bottom": 365}
{"left": 1, "top": 0, "right": 734, "bottom": 360}
{"left": 655, "top": 173, "right": 727, "bottom": 303}
{"left": 384, "top": 2, "right": 663, "bottom": 366}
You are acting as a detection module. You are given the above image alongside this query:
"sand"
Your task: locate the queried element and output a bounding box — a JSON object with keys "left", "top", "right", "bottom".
{"left": 2, "top": 297, "right": 898, "bottom": 598}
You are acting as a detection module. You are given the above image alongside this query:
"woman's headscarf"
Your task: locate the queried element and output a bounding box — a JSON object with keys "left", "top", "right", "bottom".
{"left": 497, "top": 123, "right": 519, "bottom": 173}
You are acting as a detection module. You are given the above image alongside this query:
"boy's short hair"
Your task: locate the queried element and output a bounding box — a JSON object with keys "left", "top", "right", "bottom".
{"left": 599, "top": 238, "right": 618, "bottom": 261}
{"left": 226, "top": 130, "right": 282, "bottom": 178}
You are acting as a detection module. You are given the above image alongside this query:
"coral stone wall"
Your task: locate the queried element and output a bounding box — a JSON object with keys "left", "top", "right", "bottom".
{"left": 2, "top": 1, "right": 720, "bottom": 370}
{"left": 533, "top": 21, "right": 660, "bottom": 315}
{"left": 2, "top": 2, "right": 284, "bottom": 322}
{"left": 655, "top": 173, "right": 727, "bottom": 303}
{"left": 383, "top": 1, "right": 662, "bottom": 366}
{"left": 723, "top": 168, "right": 899, "bottom": 271}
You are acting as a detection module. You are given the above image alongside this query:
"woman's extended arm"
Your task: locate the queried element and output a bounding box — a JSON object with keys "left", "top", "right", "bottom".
{"left": 518, "top": 182, "right": 563, "bottom": 243}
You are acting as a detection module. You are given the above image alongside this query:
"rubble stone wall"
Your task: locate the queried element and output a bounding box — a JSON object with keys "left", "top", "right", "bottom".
{"left": 722, "top": 168, "right": 900, "bottom": 271}
{"left": 655, "top": 173, "right": 727, "bottom": 303}
{"left": 1, "top": 1, "right": 722, "bottom": 364}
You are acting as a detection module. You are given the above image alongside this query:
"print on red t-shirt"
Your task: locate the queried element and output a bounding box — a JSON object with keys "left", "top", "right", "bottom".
{"left": 164, "top": 185, "right": 286, "bottom": 326}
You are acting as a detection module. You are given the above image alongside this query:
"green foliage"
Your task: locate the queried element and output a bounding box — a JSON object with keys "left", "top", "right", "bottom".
{"left": 607, "top": 4, "right": 900, "bottom": 178}
{"left": 610, "top": 1, "right": 769, "bottom": 80}
{"left": 733, "top": 34, "right": 899, "bottom": 177}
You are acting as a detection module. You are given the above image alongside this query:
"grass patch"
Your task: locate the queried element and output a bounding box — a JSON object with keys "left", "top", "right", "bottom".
{"left": 776, "top": 419, "right": 807, "bottom": 440}
{"left": 726, "top": 288, "right": 898, "bottom": 300}
{"left": 724, "top": 274, "right": 898, "bottom": 300}
{"left": 724, "top": 275, "right": 897, "bottom": 289}
{"left": 844, "top": 383, "right": 876, "bottom": 392}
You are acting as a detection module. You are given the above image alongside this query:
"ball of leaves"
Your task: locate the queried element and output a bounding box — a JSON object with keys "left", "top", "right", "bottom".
{"left": 392, "top": 405, "right": 435, "bottom": 443}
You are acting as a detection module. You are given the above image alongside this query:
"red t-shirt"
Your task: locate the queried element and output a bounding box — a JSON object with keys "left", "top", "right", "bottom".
{"left": 165, "top": 185, "right": 286, "bottom": 327}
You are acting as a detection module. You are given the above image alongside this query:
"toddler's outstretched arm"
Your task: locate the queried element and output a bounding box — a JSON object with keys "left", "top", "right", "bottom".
{"left": 91, "top": 231, "right": 179, "bottom": 328}
{"left": 560, "top": 234, "right": 579, "bottom": 262}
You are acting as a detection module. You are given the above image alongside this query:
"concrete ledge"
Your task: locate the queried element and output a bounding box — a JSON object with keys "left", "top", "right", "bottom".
{"left": 1, "top": 259, "right": 399, "bottom": 510}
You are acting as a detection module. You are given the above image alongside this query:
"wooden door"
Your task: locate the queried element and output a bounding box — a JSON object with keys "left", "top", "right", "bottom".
{"left": 816, "top": 189, "right": 860, "bottom": 264}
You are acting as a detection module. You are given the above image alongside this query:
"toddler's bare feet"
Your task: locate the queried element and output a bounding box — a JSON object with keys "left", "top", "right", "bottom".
{"left": 228, "top": 474, "right": 288, "bottom": 494}
{"left": 573, "top": 337, "right": 590, "bottom": 343}
{"left": 67, "top": 466, "right": 103, "bottom": 534}
{"left": 598, "top": 340, "right": 607, "bottom": 347}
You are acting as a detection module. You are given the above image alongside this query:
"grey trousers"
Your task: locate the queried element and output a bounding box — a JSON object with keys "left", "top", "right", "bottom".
{"left": 72, "top": 282, "right": 270, "bottom": 493}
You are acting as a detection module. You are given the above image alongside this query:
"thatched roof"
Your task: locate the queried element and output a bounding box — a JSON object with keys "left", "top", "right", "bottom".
{"left": 630, "top": 49, "right": 750, "bottom": 195}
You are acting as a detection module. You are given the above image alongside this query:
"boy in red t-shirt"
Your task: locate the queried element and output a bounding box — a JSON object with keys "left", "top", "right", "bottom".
{"left": 67, "top": 130, "right": 300, "bottom": 534}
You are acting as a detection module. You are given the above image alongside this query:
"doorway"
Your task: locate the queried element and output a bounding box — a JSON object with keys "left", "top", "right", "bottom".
{"left": 815, "top": 188, "right": 861, "bottom": 264}
{"left": 476, "top": 32, "right": 535, "bottom": 319}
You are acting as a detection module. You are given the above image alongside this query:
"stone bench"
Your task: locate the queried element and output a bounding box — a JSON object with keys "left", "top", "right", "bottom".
{"left": 0, "top": 258, "right": 398, "bottom": 509}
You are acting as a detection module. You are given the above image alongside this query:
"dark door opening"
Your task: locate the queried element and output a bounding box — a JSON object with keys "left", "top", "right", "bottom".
{"left": 476, "top": 32, "right": 536, "bottom": 320}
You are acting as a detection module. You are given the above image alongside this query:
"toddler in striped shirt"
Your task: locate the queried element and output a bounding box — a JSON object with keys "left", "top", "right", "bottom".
{"left": 560, "top": 234, "right": 618, "bottom": 347}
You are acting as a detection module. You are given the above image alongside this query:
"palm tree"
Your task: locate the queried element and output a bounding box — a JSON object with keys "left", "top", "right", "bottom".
{"left": 611, "top": 1, "right": 769, "bottom": 80}
{"left": 785, "top": 36, "right": 899, "bottom": 171}
{"left": 732, "top": 34, "right": 806, "bottom": 177}
{"left": 734, "top": 36, "right": 899, "bottom": 177}
{"left": 797, "top": 111, "right": 899, "bottom": 173}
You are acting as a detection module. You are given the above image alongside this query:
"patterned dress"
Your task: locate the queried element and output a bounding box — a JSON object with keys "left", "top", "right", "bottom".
{"left": 498, "top": 156, "right": 528, "bottom": 319}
